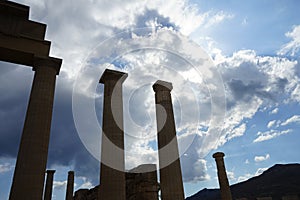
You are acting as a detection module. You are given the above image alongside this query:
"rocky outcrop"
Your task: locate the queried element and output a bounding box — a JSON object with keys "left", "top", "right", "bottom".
{"left": 186, "top": 164, "right": 300, "bottom": 200}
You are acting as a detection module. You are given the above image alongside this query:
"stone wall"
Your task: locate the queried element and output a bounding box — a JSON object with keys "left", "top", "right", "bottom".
{"left": 74, "top": 164, "right": 159, "bottom": 200}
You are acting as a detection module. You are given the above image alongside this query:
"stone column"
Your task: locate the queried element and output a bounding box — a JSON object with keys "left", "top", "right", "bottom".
{"left": 213, "top": 152, "right": 232, "bottom": 200}
{"left": 65, "top": 171, "right": 74, "bottom": 200}
{"left": 152, "top": 80, "right": 185, "bottom": 200}
{"left": 98, "top": 69, "right": 128, "bottom": 200}
{"left": 44, "top": 170, "right": 56, "bottom": 200}
{"left": 9, "top": 56, "right": 61, "bottom": 200}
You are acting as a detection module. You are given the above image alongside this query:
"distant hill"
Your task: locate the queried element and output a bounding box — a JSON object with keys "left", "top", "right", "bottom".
{"left": 186, "top": 163, "right": 300, "bottom": 200}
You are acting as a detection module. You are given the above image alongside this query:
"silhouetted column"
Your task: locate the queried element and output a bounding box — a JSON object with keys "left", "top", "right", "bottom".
{"left": 65, "top": 171, "right": 74, "bottom": 200}
{"left": 152, "top": 80, "right": 185, "bottom": 200}
{"left": 98, "top": 69, "right": 128, "bottom": 200}
{"left": 9, "top": 56, "right": 61, "bottom": 200}
{"left": 44, "top": 170, "right": 55, "bottom": 200}
{"left": 213, "top": 152, "right": 232, "bottom": 200}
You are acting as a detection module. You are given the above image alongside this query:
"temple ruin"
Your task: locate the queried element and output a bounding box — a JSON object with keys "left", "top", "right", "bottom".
{"left": 0, "top": 1, "right": 62, "bottom": 199}
{"left": 0, "top": 1, "right": 186, "bottom": 194}
{"left": 1, "top": 1, "right": 299, "bottom": 200}
{"left": 94, "top": 69, "right": 185, "bottom": 200}
{"left": 74, "top": 164, "right": 160, "bottom": 200}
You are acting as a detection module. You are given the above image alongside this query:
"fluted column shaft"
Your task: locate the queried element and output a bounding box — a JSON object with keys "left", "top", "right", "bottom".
{"left": 98, "top": 69, "right": 127, "bottom": 200}
{"left": 65, "top": 171, "right": 74, "bottom": 200}
{"left": 9, "top": 57, "right": 61, "bottom": 200}
{"left": 213, "top": 152, "right": 232, "bottom": 200}
{"left": 44, "top": 170, "right": 55, "bottom": 200}
{"left": 153, "top": 80, "right": 184, "bottom": 200}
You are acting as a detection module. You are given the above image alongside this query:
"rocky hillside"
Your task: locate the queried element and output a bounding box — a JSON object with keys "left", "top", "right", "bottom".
{"left": 186, "top": 164, "right": 300, "bottom": 200}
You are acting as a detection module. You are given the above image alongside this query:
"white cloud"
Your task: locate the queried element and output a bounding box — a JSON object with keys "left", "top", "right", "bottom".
{"left": 53, "top": 181, "right": 67, "bottom": 190}
{"left": 292, "top": 84, "right": 300, "bottom": 102}
{"left": 237, "top": 173, "right": 252, "bottom": 182}
{"left": 281, "top": 115, "right": 300, "bottom": 126}
{"left": 0, "top": 163, "right": 14, "bottom": 173}
{"left": 15, "top": 0, "right": 238, "bottom": 79}
{"left": 184, "top": 44, "right": 300, "bottom": 157}
{"left": 254, "top": 129, "right": 292, "bottom": 143}
{"left": 71, "top": 27, "right": 227, "bottom": 171}
{"left": 267, "top": 120, "right": 276, "bottom": 129}
{"left": 76, "top": 177, "right": 94, "bottom": 189}
{"left": 180, "top": 140, "right": 211, "bottom": 182}
{"left": 226, "top": 171, "right": 235, "bottom": 182}
{"left": 204, "top": 11, "right": 234, "bottom": 28}
{"left": 278, "top": 25, "right": 300, "bottom": 56}
{"left": 270, "top": 107, "right": 279, "bottom": 114}
{"left": 16, "top": 0, "right": 209, "bottom": 78}
{"left": 255, "top": 167, "right": 268, "bottom": 176}
{"left": 245, "top": 159, "right": 249, "bottom": 164}
{"left": 221, "top": 50, "right": 298, "bottom": 97}
{"left": 237, "top": 167, "right": 268, "bottom": 183}
{"left": 228, "top": 123, "right": 247, "bottom": 140}
{"left": 254, "top": 154, "right": 270, "bottom": 162}
{"left": 80, "top": 181, "right": 93, "bottom": 189}
{"left": 147, "top": 0, "right": 208, "bottom": 35}
{"left": 209, "top": 47, "right": 299, "bottom": 149}
{"left": 190, "top": 159, "right": 211, "bottom": 182}
{"left": 125, "top": 140, "right": 157, "bottom": 170}
{"left": 241, "top": 17, "right": 248, "bottom": 26}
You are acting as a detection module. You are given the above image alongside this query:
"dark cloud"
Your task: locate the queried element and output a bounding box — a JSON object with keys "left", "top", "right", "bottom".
{"left": 135, "top": 9, "right": 178, "bottom": 32}
{"left": 0, "top": 61, "right": 100, "bottom": 184}
{"left": 180, "top": 134, "right": 209, "bottom": 182}
{"left": 0, "top": 62, "right": 33, "bottom": 158}
{"left": 48, "top": 76, "right": 100, "bottom": 185}
{"left": 228, "top": 79, "right": 273, "bottom": 102}
{"left": 274, "top": 77, "right": 288, "bottom": 92}
{"left": 219, "top": 58, "right": 283, "bottom": 110}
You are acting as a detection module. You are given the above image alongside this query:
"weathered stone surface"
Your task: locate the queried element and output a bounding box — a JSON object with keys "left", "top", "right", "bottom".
{"left": 153, "top": 80, "right": 185, "bottom": 200}
{"left": 74, "top": 165, "right": 160, "bottom": 200}
{"left": 0, "top": 0, "right": 52, "bottom": 67}
{"left": 0, "top": 1, "right": 62, "bottom": 199}
{"left": 9, "top": 63, "right": 59, "bottom": 200}
{"left": 126, "top": 164, "right": 159, "bottom": 200}
{"left": 74, "top": 188, "right": 92, "bottom": 200}
{"left": 98, "top": 69, "right": 127, "bottom": 200}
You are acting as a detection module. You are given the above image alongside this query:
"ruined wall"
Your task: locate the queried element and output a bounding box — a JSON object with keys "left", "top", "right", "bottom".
{"left": 126, "top": 164, "right": 159, "bottom": 200}
{"left": 74, "top": 164, "right": 159, "bottom": 200}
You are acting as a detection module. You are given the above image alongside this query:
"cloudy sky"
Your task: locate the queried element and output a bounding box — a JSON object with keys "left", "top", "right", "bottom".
{"left": 1, "top": 0, "right": 300, "bottom": 199}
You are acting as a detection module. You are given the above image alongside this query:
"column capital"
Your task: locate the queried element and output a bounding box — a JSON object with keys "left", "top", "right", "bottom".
{"left": 213, "top": 152, "right": 225, "bottom": 159}
{"left": 33, "top": 56, "right": 62, "bottom": 75}
{"left": 46, "top": 170, "right": 56, "bottom": 174}
{"left": 99, "top": 69, "right": 128, "bottom": 84}
{"left": 152, "top": 80, "right": 173, "bottom": 92}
